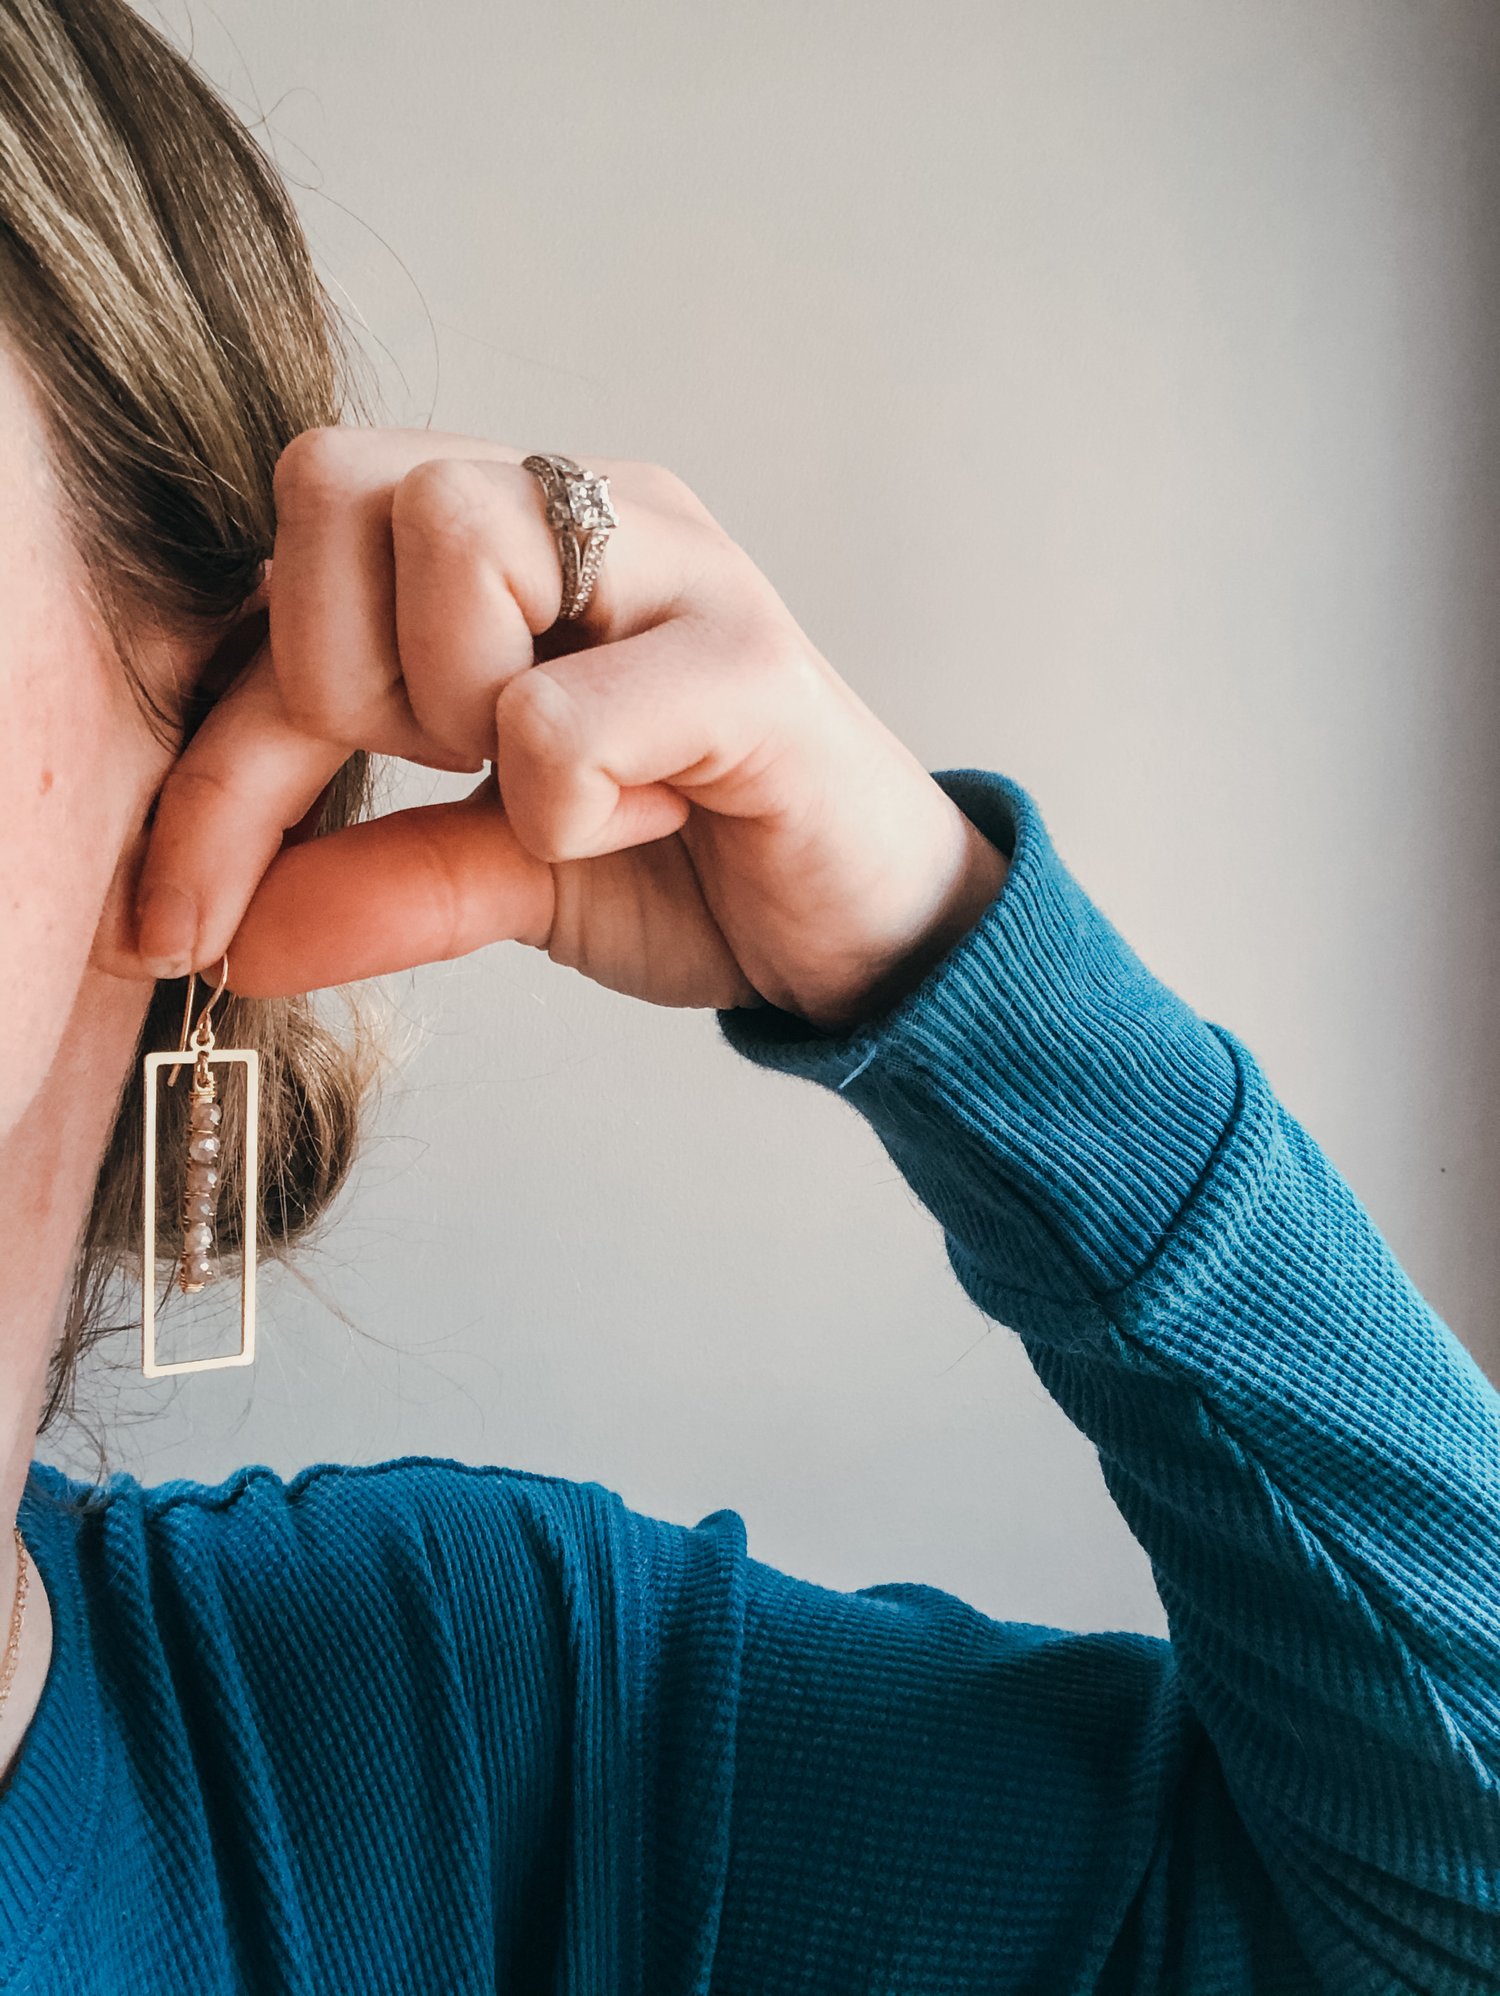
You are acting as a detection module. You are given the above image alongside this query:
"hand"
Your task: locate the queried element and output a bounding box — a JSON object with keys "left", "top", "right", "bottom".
{"left": 97, "top": 429, "right": 1009, "bottom": 1034}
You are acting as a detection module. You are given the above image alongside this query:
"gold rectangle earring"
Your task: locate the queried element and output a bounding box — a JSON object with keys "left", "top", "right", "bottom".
{"left": 141, "top": 954, "right": 260, "bottom": 1378}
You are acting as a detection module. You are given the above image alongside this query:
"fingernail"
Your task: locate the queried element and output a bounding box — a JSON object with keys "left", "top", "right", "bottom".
{"left": 136, "top": 883, "right": 198, "bottom": 978}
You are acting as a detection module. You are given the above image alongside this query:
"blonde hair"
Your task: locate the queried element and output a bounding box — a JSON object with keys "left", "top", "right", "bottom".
{"left": 0, "top": 0, "right": 394, "bottom": 1438}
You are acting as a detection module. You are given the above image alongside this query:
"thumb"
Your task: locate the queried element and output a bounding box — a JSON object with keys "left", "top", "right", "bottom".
{"left": 224, "top": 776, "right": 555, "bottom": 998}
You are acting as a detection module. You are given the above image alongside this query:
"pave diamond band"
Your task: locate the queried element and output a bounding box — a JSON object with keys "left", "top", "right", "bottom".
{"left": 521, "top": 453, "right": 619, "bottom": 622}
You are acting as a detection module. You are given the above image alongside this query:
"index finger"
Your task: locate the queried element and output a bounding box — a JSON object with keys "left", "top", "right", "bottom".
{"left": 128, "top": 653, "right": 352, "bottom": 979}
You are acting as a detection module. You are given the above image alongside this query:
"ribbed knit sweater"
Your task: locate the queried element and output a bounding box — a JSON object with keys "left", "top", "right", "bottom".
{"left": 4, "top": 766, "right": 1498, "bottom": 1995}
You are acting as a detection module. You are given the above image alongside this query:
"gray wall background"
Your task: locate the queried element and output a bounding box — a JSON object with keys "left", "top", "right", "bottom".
{"left": 50, "top": 0, "right": 1500, "bottom": 1643}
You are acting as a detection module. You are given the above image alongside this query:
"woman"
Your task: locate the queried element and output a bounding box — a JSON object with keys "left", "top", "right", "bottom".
{"left": 1, "top": 1, "right": 1496, "bottom": 1990}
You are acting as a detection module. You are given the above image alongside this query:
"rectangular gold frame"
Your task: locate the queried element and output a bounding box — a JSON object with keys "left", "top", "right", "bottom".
{"left": 141, "top": 1047, "right": 259, "bottom": 1378}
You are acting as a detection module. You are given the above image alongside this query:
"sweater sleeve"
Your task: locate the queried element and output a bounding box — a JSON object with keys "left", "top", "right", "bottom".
{"left": 701, "top": 766, "right": 1500, "bottom": 1996}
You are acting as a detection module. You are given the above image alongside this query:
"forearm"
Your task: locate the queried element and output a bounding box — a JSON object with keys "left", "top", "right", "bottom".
{"left": 717, "top": 765, "right": 1500, "bottom": 1993}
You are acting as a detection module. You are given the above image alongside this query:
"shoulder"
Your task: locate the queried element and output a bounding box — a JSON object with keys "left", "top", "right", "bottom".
{"left": 61, "top": 1453, "right": 641, "bottom": 1587}
{"left": 31, "top": 1453, "right": 747, "bottom": 1645}
{"left": 29, "top": 1454, "right": 744, "bottom": 1794}
{"left": 32, "top": 1453, "right": 646, "bottom": 1620}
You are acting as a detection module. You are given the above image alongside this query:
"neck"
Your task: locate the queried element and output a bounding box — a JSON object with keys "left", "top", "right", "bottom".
{"left": 0, "top": 966, "right": 147, "bottom": 1509}
{"left": 0, "top": 964, "right": 152, "bottom": 1784}
{"left": 0, "top": 1510, "right": 53, "bottom": 1793}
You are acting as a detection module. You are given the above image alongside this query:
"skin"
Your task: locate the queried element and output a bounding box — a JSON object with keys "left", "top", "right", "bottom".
{"left": 0, "top": 342, "right": 1010, "bottom": 1787}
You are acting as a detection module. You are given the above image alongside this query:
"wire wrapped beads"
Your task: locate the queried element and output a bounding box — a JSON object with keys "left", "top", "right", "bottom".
{"left": 143, "top": 954, "right": 259, "bottom": 1376}
{"left": 180, "top": 1082, "right": 223, "bottom": 1293}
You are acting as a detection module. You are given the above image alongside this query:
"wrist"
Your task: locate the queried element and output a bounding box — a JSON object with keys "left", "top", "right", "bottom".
{"left": 798, "top": 817, "right": 1010, "bottom": 1036}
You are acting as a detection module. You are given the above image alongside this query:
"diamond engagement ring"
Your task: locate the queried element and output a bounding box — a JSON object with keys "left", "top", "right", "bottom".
{"left": 521, "top": 453, "right": 619, "bottom": 623}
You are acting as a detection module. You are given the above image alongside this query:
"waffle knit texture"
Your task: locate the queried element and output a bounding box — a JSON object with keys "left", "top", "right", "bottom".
{"left": 4, "top": 767, "right": 1498, "bottom": 1995}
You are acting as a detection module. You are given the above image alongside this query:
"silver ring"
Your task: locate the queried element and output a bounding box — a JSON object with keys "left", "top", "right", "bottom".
{"left": 521, "top": 453, "right": 619, "bottom": 622}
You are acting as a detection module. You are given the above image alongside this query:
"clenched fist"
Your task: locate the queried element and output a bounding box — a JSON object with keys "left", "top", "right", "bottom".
{"left": 99, "top": 429, "right": 1009, "bottom": 1035}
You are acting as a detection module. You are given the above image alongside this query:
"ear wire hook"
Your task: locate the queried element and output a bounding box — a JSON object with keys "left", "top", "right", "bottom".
{"left": 166, "top": 955, "right": 230, "bottom": 1088}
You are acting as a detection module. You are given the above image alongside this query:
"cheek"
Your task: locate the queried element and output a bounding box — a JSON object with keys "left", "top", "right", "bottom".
{"left": 0, "top": 592, "right": 161, "bottom": 1141}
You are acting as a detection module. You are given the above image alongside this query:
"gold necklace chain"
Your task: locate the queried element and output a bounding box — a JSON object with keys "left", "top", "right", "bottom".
{"left": 0, "top": 1526, "right": 29, "bottom": 1725}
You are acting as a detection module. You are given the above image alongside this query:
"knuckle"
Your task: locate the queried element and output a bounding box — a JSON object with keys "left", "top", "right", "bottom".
{"left": 267, "top": 654, "right": 357, "bottom": 742}
{"left": 494, "top": 670, "right": 578, "bottom": 863}
{"left": 746, "top": 611, "right": 810, "bottom": 687}
{"left": 496, "top": 667, "right": 576, "bottom": 762}
{"left": 701, "top": 555, "right": 796, "bottom": 648}
{"left": 632, "top": 458, "right": 691, "bottom": 501}
{"left": 718, "top": 597, "right": 827, "bottom": 715}
{"left": 156, "top": 760, "right": 237, "bottom": 816}
{"left": 390, "top": 457, "right": 491, "bottom": 553}
{"left": 629, "top": 458, "right": 716, "bottom": 526}
{"left": 276, "top": 682, "right": 345, "bottom": 741}
{"left": 675, "top": 515, "right": 748, "bottom": 605}
{"left": 272, "top": 426, "right": 364, "bottom": 514}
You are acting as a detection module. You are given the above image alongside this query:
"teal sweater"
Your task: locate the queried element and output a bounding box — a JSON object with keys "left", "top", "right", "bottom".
{"left": 4, "top": 768, "right": 1497, "bottom": 1995}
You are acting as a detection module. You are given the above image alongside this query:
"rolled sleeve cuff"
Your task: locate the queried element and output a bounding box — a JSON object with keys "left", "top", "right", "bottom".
{"left": 715, "top": 767, "right": 1242, "bottom": 1303}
